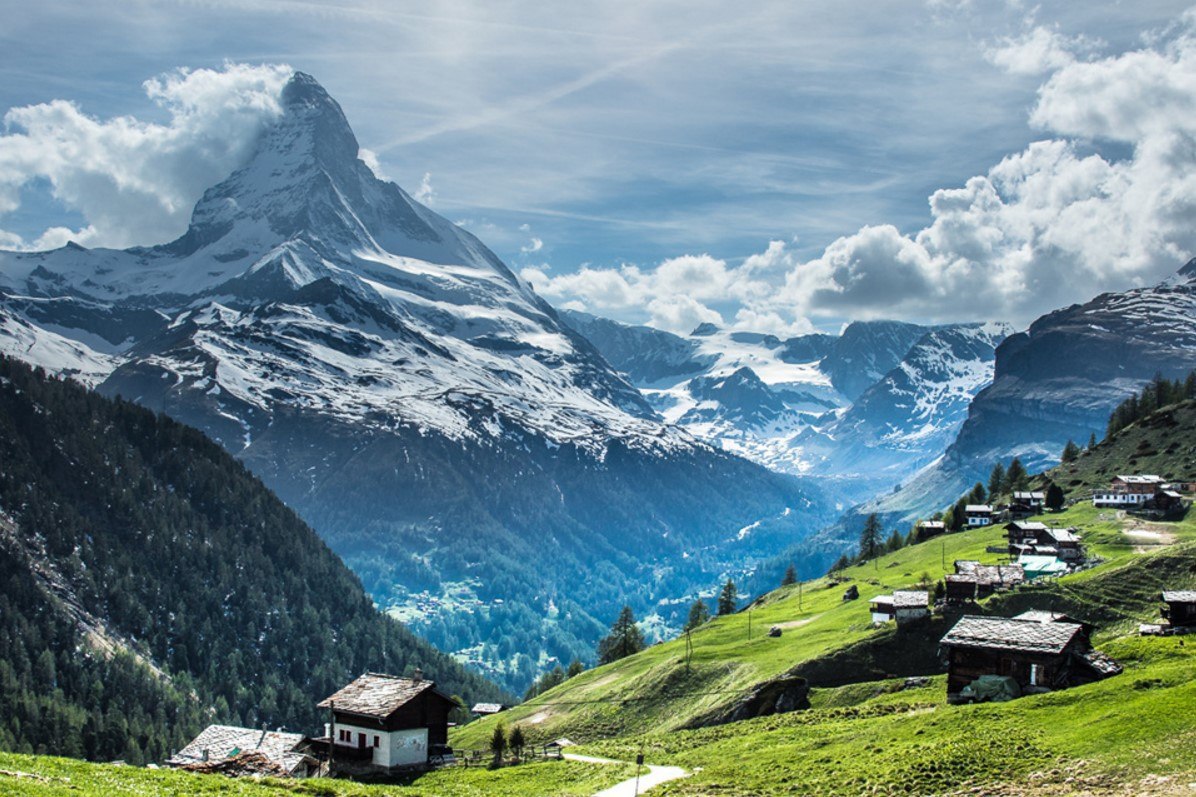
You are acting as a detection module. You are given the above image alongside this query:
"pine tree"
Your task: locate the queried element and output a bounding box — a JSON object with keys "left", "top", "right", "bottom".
{"left": 717, "top": 580, "right": 738, "bottom": 616}
{"left": 987, "top": 462, "right": 1006, "bottom": 498}
{"left": 489, "top": 724, "right": 507, "bottom": 767}
{"left": 1045, "top": 482, "right": 1065, "bottom": 511}
{"left": 1087, "top": 432, "right": 1098, "bottom": 451}
{"left": 829, "top": 553, "right": 852, "bottom": 573}
{"left": 885, "top": 530, "right": 904, "bottom": 553}
{"left": 1061, "top": 439, "right": 1081, "bottom": 463}
{"left": 566, "top": 659, "right": 584, "bottom": 678}
{"left": 969, "top": 482, "right": 986, "bottom": 504}
{"left": 859, "top": 513, "right": 882, "bottom": 560}
{"left": 1006, "top": 458, "right": 1028, "bottom": 492}
{"left": 597, "top": 606, "right": 645, "bottom": 664}
{"left": 684, "top": 598, "right": 711, "bottom": 631}
{"left": 508, "top": 726, "right": 526, "bottom": 760}
{"left": 781, "top": 564, "right": 797, "bottom": 587}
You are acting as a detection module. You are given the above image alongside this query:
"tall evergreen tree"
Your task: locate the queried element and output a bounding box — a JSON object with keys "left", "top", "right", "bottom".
{"left": 717, "top": 580, "right": 739, "bottom": 616}
{"left": 1006, "top": 457, "right": 1028, "bottom": 492}
{"left": 1045, "top": 482, "right": 1065, "bottom": 511}
{"left": 987, "top": 462, "right": 1006, "bottom": 498}
{"left": 684, "top": 598, "right": 711, "bottom": 631}
{"left": 1088, "top": 432, "right": 1098, "bottom": 450}
{"left": 969, "top": 482, "right": 987, "bottom": 504}
{"left": 859, "top": 513, "right": 882, "bottom": 560}
{"left": 597, "top": 606, "right": 645, "bottom": 664}
{"left": 781, "top": 564, "right": 797, "bottom": 586}
{"left": 1061, "top": 439, "right": 1081, "bottom": 462}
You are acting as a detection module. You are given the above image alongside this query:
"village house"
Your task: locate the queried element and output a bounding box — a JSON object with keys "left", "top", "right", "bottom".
{"left": 870, "top": 590, "right": 930, "bottom": 625}
{"left": 167, "top": 724, "right": 316, "bottom": 778}
{"left": 1092, "top": 475, "right": 1167, "bottom": 507}
{"left": 1005, "top": 520, "right": 1048, "bottom": 553}
{"left": 1010, "top": 491, "right": 1045, "bottom": 519}
{"left": 944, "top": 561, "right": 1025, "bottom": 603}
{"left": 470, "top": 702, "right": 507, "bottom": 717}
{"left": 965, "top": 504, "right": 994, "bottom": 527}
{"left": 915, "top": 520, "right": 947, "bottom": 541}
{"left": 317, "top": 671, "right": 459, "bottom": 772}
{"left": 1162, "top": 591, "right": 1196, "bottom": 628}
{"left": 939, "top": 615, "right": 1120, "bottom": 702}
{"left": 1039, "top": 527, "right": 1084, "bottom": 562}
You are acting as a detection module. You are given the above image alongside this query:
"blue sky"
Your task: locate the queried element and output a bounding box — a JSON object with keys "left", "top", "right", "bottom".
{"left": 2, "top": 1, "right": 1196, "bottom": 334}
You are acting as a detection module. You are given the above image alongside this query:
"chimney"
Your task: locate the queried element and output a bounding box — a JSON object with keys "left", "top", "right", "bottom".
{"left": 412, "top": 667, "right": 423, "bottom": 683}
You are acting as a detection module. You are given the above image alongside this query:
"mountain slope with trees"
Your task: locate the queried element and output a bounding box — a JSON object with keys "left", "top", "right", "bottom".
{"left": 0, "top": 355, "right": 504, "bottom": 763}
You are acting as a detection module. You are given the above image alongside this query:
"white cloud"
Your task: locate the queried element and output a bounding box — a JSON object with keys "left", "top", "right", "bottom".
{"left": 358, "top": 147, "right": 385, "bottom": 178}
{"left": 521, "top": 236, "right": 543, "bottom": 253}
{"left": 0, "top": 62, "right": 293, "bottom": 250}
{"left": 532, "top": 15, "right": 1196, "bottom": 331}
{"left": 985, "top": 25, "right": 1098, "bottom": 76}
{"left": 413, "top": 172, "right": 436, "bottom": 205}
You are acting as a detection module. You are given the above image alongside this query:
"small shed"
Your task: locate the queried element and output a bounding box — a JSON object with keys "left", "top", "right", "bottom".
{"left": 167, "top": 725, "right": 315, "bottom": 778}
{"left": 916, "top": 520, "right": 947, "bottom": 541}
{"left": 939, "top": 616, "right": 1119, "bottom": 701}
{"left": 946, "top": 561, "right": 1025, "bottom": 602}
{"left": 870, "top": 590, "right": 929, "bottom": 625}
{"left": 1038, "top": 527, "right": 1083, "bottom": 561}
{"left": 1162, "top": 591, "right": 1196, "bottom": 628}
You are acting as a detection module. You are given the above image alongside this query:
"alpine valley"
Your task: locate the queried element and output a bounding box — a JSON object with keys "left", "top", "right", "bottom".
{"left": 0, "top": 73, "right": 837, "bottom": 693}
{"left": 3, "top": 69, "right": 1195, "bottom": 703}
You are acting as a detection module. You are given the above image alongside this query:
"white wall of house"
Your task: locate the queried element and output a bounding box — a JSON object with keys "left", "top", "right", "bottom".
{"left": 332, "top": 722, "right": 429, "bottom": 769}
{"left": 382, "top": 728, "right": 428, "bottom": 769}
{"left": 1093, "top": 492, "right": 1149, "bottom": 507}
{"left": 967, "top": 516, "right": 991, "bottom": 527}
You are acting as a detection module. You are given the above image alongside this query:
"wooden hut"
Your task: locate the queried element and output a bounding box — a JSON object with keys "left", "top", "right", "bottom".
{"left": 939, "top": 616, "right": 1119, "bottom": 702}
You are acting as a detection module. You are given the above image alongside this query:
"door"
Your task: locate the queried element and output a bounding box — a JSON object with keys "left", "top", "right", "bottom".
{"left": 358, "top": 732, "right": 367, "bottom": 749}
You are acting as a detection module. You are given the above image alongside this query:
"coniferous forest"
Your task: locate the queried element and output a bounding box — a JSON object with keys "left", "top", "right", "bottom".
{"left": 0, "top": 355, "right": 506, "bottom": 763}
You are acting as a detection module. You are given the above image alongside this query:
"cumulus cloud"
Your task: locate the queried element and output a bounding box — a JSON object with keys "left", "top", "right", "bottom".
{"left": 0, "top": 62, "right": 293, "bottom": 250}
{"left": 524, "top": 240, "right": 808, "bottom": 334}
{"left": 984, "top": 25, "right": 1098, "bottom": 76}
{"left": 531, "top": 14, "right": 1196, "bottom": 332}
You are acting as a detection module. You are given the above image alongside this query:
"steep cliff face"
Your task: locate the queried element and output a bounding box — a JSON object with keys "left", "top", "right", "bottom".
{"left": 855, "top": 260, "right": 1196, "bottom": 527}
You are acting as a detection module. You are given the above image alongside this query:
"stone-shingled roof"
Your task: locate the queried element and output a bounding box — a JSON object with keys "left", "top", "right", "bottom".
{"left": 953, "top": 561, "right": 1025, "bottom": 585}
{"left": 1042, "top": 527, "right": 1081, "bottom": 544}
{"left": 1162, "top": 590, "right": 1196, "bottom": 603}
{"left": 318, "top": 672, "right": 456, "bottom": 719}
{"left": 169, "top": 724, "right": 307, "bottom": 771}
{"left": 940, "top": 616, "right": 1083, "bottom": 655}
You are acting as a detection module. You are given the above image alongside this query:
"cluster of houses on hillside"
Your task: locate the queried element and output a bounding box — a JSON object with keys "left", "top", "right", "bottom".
{"left": 1092, "top": 474, "right": 1189, "bottom": 514}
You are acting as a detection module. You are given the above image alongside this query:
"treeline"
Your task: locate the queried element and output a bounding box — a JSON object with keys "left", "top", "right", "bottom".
{"left": 1107, "top": 371, "right": 1196, "bottom": 439}
{"left": 0, "top": 356, "right": 506, "bottom": 763}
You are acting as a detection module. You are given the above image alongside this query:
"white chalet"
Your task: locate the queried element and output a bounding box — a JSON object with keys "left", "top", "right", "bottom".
{"left": 965, "top": 504, "right": 994, "bottom": 527}
{"left": 1093, "top": 475, "right": 1167, "bottom": 507}
{"left": 318, "top": 671, "right": 459, "bottom": 771}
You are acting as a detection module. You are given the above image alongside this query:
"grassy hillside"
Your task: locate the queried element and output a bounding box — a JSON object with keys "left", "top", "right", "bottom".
{"left": 580, "top": 634, "right": 1196, "bottom": 795}
{"left": 453, "top": 499, "right": 1196, "bottom": 751}
{"left": 1038, "top": 398, "right": 1196, "bottom": 500}
{"left": 0, "top": 753, "right": 635, "bottom": 796}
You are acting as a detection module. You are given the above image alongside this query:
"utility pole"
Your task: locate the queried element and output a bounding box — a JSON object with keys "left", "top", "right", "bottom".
{"left": 327, "top": 700, "right": 335, "bottom": 777}
{"left": 798, "top": 579, "right": 803, "bottom": 612}
{"left": 747, "top": 610, "right": 752, "bottom": 640}
{"left": 634, "top": 746, "right": 645, "bottom": 796}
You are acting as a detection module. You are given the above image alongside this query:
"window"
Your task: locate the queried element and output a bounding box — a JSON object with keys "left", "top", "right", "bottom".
{"left": 374, "top": 735, "right": 380, "bottom": 748}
